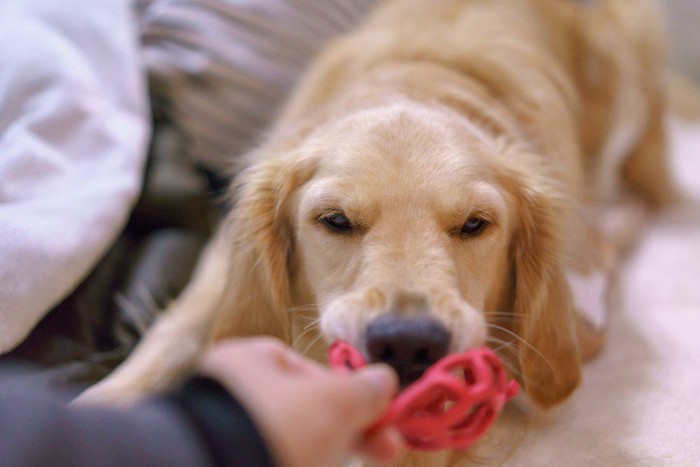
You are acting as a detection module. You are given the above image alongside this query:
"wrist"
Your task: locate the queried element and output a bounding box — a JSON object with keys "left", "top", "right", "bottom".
{"left": 166, "top": 376, "right": 277, "bottom": 467}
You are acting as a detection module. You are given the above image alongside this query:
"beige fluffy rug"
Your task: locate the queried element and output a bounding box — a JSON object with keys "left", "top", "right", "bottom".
{"left": 492, "top": 117, "right": 700, "bottom": 466}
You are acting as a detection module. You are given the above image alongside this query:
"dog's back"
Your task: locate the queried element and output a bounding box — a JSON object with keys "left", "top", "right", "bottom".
{"left": 278, "top": 0, "right": 671, "bottom": 206}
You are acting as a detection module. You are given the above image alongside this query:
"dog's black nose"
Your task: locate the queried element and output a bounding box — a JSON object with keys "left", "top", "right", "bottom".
{"left": 366, "top": 315, "right": 451, "bottom": 387}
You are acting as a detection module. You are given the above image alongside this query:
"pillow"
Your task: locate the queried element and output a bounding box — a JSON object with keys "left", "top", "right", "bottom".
{"left": 138, "top": 0, "right": 379, "bottom": 173}
{"left": 0, "top": 0, "right": 150, "bottom": 353}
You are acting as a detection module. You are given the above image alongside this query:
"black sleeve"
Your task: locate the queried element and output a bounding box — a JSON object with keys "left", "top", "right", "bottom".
{"left": 0, "top": 377, "right": 276, "bottom": 467}
{"left": 0, "top": 386, "right": 212, "bottom": 467}
{"left": 166, "top": 376, "right": 277, "bottom": 467}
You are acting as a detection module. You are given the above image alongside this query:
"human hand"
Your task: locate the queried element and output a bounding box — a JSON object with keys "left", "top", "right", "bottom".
{"left": 199, "top": 338, "right": 405, "bottom": 467}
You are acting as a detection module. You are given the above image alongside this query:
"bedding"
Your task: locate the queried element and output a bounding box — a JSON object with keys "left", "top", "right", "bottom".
{"left": 138, "top": 0, "right": 378, "bottom": 173}
{"left": 0, "top": 0, "right": 697, "bottom": 464}
{"left": 0, "top": 0, "right": 150, "bottom": 353}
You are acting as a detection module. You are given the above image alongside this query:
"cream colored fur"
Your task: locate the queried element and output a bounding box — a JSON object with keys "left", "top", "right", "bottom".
{"left": 77, "top": 0, "right": 676, "bottom": 464}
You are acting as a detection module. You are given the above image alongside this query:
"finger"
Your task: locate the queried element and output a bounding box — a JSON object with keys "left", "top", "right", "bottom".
{"left": 326, "top": 364, "right": 399, "bottom": 428}
{"left": 199, "top": 337, "right": 283, "bottom": 369}
{"left": 358, "top": 427, "right": 405, "bottom": 464}
{"left": 277, "top": 349, "right": 327, "bottom": 376}
{"left": 203, "top": 338, "right": 328, "bottom": 380}
{"left": 237, "top": 338, "right": 327, "bottom": 376}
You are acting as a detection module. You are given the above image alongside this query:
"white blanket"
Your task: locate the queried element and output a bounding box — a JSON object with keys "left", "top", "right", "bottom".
{"left": 0, "top": 0, "right": 150, "bottom": 353}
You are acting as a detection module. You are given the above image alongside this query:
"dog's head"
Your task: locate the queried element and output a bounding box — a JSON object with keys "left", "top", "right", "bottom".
{"left": 215, "top": 101, "right": 581, "bottom": 408}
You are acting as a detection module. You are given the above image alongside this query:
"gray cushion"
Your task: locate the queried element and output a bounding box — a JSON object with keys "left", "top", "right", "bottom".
{"left": 139, "top": 0, "right": 379, "bottom": 172}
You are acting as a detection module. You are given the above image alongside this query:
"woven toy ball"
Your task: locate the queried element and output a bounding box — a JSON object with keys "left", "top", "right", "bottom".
{"left": 329, "top": 341, "right": 519, "bottom": 451}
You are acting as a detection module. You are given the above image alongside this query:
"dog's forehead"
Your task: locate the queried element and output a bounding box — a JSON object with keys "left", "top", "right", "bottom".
{"left": 313, "top": 103, "right": 495, "bottom": 184}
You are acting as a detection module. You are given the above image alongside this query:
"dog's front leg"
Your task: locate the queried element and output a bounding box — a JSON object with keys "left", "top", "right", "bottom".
{"left": 346, "top": 450, "right": 455, "bottom": 467}
{"left": 74, "top": 231, "right": 230, "bottom": 406}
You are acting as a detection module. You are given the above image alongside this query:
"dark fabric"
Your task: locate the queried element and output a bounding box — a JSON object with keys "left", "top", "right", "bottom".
{"left": 0, "top": 386, "right": 212, "bottom": 467}
{"left": 0, "top": 121, "right": 216, "bottom": 390}
{"left": 169, "top": 376, "right": 277, "bottom": 467}
{"left": 0, "top": 375, "right": 280, "bottom": 467}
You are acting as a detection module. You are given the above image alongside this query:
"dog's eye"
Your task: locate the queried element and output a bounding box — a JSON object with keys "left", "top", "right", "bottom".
{"left": 321, "top": 213, "right": 353, "bottom": 233}
{"left": 460, "top": 217, "right": 488, "bottom": 237}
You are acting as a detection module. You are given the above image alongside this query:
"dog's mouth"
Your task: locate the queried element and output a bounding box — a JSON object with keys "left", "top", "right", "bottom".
{"left": 320, "top": 293, "right": 488, "bottom": 387}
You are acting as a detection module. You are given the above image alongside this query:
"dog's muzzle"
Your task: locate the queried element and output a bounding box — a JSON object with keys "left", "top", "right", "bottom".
{"left": 365, "top": 315, "right": 451, "bottom": 387}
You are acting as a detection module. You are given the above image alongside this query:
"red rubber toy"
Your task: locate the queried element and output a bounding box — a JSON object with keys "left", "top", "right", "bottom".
{"left": 328, "top": 341, "right": 519, "bottom": 451}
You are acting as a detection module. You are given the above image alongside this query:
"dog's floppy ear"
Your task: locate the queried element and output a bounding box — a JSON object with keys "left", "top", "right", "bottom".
{"left": 507, "top": 168, "right": 582, "bottom": 408}
{"left": 210, "top": 153, "right": 316, "bottom": 344}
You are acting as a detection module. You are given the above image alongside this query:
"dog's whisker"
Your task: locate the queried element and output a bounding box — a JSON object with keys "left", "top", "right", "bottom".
{"left": 290, "top": 313, "right": 320, "bottom": 325}
{"left": 486, "top": 323, "right": 560, "bottom": 383}
{"left": 499, "top": 357, "right": 552, "bottom": 394}
{"left": 484, "top": 342, "right": 523, "bottom": 382}
{"left": 301, "top": 334, "right": 325, "bottom": 356}
{"left": 498, "top": 357, "right": 526, "bottom": 384}
{"left": 491, "top": 338, "right": 518, "bottom": 353}
{"left": 289, "top": 304, "right": 318, "bottom": 310}
{"left": 293, "top": 316, "right": 315, "bottom": 327}
{"left": 302, "top": 318, "right": 321, "bottom": 331}
{"left": 292, "top": 326, "right": 314, "bottom": 347}
{"left": 482, "top": 311, "right": 527, "bottom": 319}
{"left": 284, "top": 304, "right": 319, "bottom": 314}
{"left": 290, "top": 312, "right": 321, "bottom": 328}
{"left": 486, "top": 332, "right": 553, "bottom": 393}
{"left": 292, "top": 322, "right": 322, "bottom": 348}
{"left": 486, "top": 336, "right": 519, "bottom": 360}
{"left": 486, "top": 329, "right": 519, "bottom": 352}
{"left": 486, "top": 334, "right": 515, "bottom": 348}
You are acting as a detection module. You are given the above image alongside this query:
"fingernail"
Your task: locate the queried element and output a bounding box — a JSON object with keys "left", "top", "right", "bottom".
{"left": 359, "top": 365, "right": 396, "bottom": 396}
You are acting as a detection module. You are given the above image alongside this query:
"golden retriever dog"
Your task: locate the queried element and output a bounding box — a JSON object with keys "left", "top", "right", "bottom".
{"left": 78, "top": 0, "right": 675, "bottom": 462}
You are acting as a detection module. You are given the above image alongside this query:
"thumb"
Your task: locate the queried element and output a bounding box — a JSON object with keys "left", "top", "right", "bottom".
{"left": 329, "top": 364, "right": 399, "bottom": 428}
